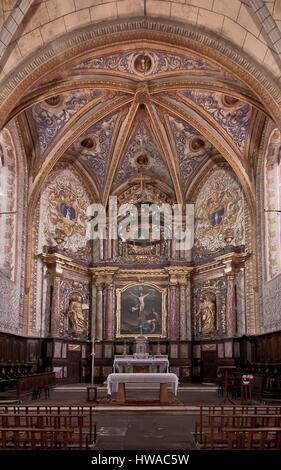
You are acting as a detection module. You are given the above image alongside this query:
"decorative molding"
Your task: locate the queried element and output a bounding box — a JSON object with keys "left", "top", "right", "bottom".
{"left": 1, "top": 17, "right": 281, "bottom": 129}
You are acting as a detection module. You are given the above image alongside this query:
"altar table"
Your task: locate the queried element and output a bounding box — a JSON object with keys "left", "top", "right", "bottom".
{"left": 107, "top": 372, "right": 178, "bottom": 404}
{"left": 113, "top": 356, "right": 169, "bottom": 374}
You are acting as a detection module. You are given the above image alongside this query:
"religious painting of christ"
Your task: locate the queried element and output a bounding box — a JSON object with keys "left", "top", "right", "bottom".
{"left": 116, "top": 283, "right": 167, "bottom": 338}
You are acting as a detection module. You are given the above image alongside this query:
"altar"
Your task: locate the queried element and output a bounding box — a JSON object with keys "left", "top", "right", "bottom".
{"left": 107, "top": 372, "right": 178, "bottom": 404}
{"left": 113, "top": 355, "right": 169, "bottom": 373}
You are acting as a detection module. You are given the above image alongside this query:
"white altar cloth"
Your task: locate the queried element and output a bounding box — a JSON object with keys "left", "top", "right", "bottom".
{"left": 107, "top": 372, "right": 178, "bottom": 396}
{"left": 113, "top": 356, "right": 169, "bottom": 373}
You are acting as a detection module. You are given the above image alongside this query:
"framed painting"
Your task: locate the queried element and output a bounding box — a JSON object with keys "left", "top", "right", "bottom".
{"left": 116, "top": 283, "right": 167, "bottom": 338}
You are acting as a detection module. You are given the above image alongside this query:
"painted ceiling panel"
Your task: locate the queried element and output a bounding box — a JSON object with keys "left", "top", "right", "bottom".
{"left": 67, "top": 113, "right": 119, "bottom": 190}
{"left": 30, "top": 89, "right": 101, "bottom": 156}
{"left": 168, "top": 115, "right": 212, "bottom": 190}
{"left": 181, "top": 90, "right": 252, "bottom": 154}
{"left": 72, "top": 50, "right": 220, "bottom": 75}
{"left": 112, "top": 122, "right": 173, "bottom": 191}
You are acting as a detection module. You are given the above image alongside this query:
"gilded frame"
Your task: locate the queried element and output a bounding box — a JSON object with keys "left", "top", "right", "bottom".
{"left": 116, "top": 282, "right": 167, "bottom": 338}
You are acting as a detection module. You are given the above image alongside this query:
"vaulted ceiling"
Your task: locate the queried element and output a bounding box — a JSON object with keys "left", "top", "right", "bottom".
{"left": 10, "top": 46, "right": 268, "bottom": 204}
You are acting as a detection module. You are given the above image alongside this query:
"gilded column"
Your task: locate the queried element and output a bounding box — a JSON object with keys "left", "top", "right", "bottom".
{"left": 179, "top": 281, "right": 187, "bottom": 340}
{"left": 50, "top": 265, "right": 63, "bottom": 338}
{"left": 96, "top": 282, "right": 103, "bottom": 341}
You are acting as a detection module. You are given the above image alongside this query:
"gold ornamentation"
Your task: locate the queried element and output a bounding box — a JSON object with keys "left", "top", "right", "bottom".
{"left": 46, "top": 184, "right": 87, "bottom": 243}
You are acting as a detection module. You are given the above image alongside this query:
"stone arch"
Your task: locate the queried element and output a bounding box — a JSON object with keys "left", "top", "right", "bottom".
{"left": 0, "top": 120, "right": 27, "bottom": 334}
{"left": 189, "top": 161, "right": 257, "bottom": 334}
{"left": 26, "top": 161, "right": 96, "bottom": 336}
{"left": 256, "top": 118, "right": 281, "bottom": 333}
{"left": 0, "top": 18, "right": 281, "bottom": 128}
{"left": 13, "top": 18, "right": 281, "bottom": 334}
{"left": 263, "top": 128, "right": 281, "bottom": 281}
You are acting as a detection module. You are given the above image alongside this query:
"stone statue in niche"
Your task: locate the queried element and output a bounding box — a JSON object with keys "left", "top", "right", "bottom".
{"left": 197, "top": 292, "right": 216, "bottom": 337}
{"left": 68, "top": 294, "right": 86, "bottom": 337}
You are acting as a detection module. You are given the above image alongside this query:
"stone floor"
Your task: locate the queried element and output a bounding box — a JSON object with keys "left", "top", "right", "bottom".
{"left": 93, "top": 412, "right": 198, "bottom": 450}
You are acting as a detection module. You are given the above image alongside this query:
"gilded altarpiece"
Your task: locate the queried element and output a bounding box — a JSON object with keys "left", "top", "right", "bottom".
{"left": 193, "top": 278, "right": 227, "bottom": 340}
{"left": 59, "top": 278, "right": 90, "bottom": 340}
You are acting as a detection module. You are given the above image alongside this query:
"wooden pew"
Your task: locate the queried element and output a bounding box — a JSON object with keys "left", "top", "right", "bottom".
{"left": 0, "top": 406, "right": 97, "bottom": 449}
{"left": 196, "top": 414, "right": 281, "bottom": 447}
{"left": 0, "top": 427, "right": 74, "bottom": 450}
{"left": 16, "top": 372, "right": 56, "bottom": 398}
{"left": 195, "top": 405, "right": 281, "bottom": 443}
{"left": 203, "top": 427, "right": 281, "bottom": 450}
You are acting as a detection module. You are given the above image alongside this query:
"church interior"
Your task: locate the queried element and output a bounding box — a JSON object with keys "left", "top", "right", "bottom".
{"left": 1, "top": 0, "right": 281, "bottom": 453}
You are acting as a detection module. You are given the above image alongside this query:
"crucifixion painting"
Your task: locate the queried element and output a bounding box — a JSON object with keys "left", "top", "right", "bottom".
{"left": 116, "top": 284, "right": 167, "bottom": 338}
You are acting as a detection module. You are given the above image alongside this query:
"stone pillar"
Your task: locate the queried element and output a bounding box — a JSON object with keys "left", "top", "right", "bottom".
{"left": 107, "top": 238, "right": 112, "bottom": 260}
{"left": 112, "top": 239, "right": 118, "bottom": 258}
{"left": 171, "top": 236, "right": 176, "bottom": 259}
{"left": 167, "top": 238, "right": 171, "bottom": 258}
{"left": 186, "top": 276, "right": 192, "bottom": 341}
{"left": 50, "top": 265, "right": 63, "bottom": 338}
{"left": 91, "top": 279, "right": 97, "bottom": 341}
{"left": 99, "top": 239, "right": 104, "bottom": 260}
{"left": 226, "top": 274, "right": 236, "bottom": 337}
{"left": 236, "top": 269, "right": 246, "bottom": 336}
{"left": 179, "top": 281, "right": 187, "bottom": 340}
{"left": 96, "top": 283, "right": 103, "bottom": 341}
{"left": 169, "top": 283, "right": 177, "bottom": 340}
{"left": 105, "top": 279, "right": 114, "bottom": 340}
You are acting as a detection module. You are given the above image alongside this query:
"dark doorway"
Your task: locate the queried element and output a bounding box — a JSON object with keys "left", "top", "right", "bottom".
{"left": 67, "top": 350, "right": 81, "bottom": 383}
{"left": 202, "top": 350, "right": 217, "bottom": 383}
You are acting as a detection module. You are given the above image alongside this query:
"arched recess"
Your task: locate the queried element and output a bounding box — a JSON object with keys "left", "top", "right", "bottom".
{"left": 6, "top": 18, "right": 280, "bottom": 335}
{"left": 26, "top": 161, "right": 97, "bottom": 337}
{"left": 186, "top": 160, "right": 257, "bottom": 335}
{"left": 263, "top": 129, "right": 281, "bottom": 281}
{"left": 256, "top": 120, "right": 281, "bottom": 333}
{"left": 0, "top": 121, "right": 27, "bottom": 335}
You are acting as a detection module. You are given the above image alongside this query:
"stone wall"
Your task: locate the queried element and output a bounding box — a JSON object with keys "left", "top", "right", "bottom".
{"left": 262, "top": 273, "right": 281, "bottom": 332}
{"left": 0, "top": 0, "right": 280, "bottom": 81}
{"left": 0, "top": 121, "right": 27, "bottom": 335}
